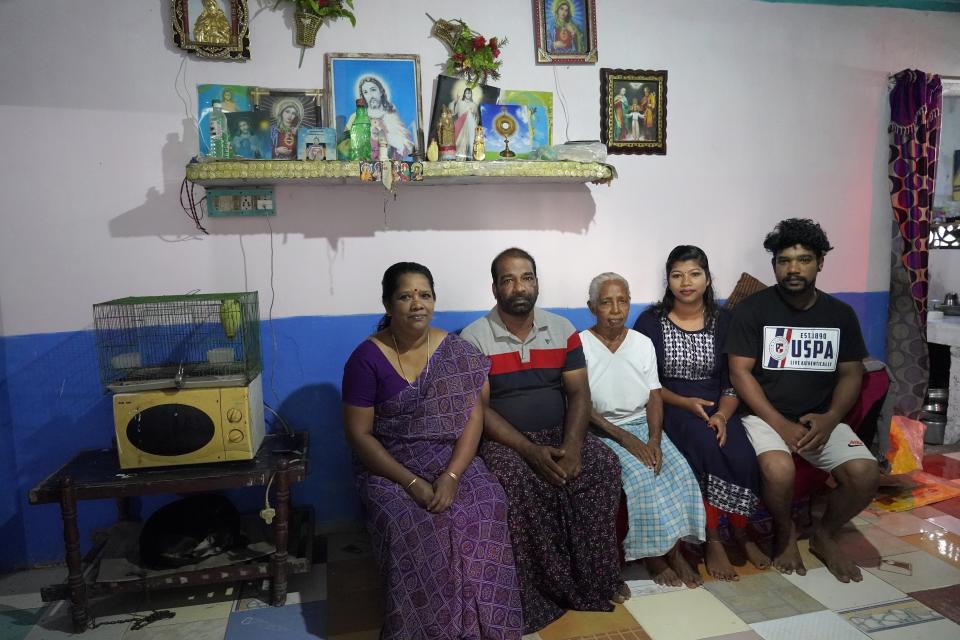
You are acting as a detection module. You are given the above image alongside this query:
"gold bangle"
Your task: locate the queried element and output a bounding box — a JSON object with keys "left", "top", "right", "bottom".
{"left": 446, "top": 471, "right": 459, "bottom": 481}
{"left": 405, "top": 477, "right": 417, "bottom": 490}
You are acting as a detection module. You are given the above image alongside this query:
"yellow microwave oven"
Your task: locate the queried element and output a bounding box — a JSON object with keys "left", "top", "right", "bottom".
{"left": 113, "top": 375, "right": 265, "bottom": 469}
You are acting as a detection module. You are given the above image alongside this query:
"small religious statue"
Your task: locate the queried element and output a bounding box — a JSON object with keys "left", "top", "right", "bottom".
{"left": 472, "top": 123, "right": 486, "bottom": 161}
{"left": 437, "top": 105, "right": 457, "bottom": 161}
{"left": 194, "top": 0, "right": 231, "bottom": 44}
{"left": 426, "top": 137, "right": 439, "bottom": 162}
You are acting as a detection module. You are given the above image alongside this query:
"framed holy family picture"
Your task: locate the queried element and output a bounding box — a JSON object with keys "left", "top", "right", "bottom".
{"left": 600, "top": 68, "right": 668, "bottom": 156}
{"left": 325, "top": 53, "right": 424, "bottom": 161}
{"left": 532, "top": 0, "right": 598, "bottom": 64}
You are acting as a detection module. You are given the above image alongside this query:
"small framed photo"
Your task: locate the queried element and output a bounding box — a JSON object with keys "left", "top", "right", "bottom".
{"left": 250, "top": 89, "right": 323, "bottom": 160}
{"left": 325, "top": 53, "right": 423, "bottom": 160}
{"left": 532, "top": 0, "right": 597, "bottom": 65}
{"left": 298, "top": 128, "right": 337, "bottom": 161}
{"left": 600, "top": 68, "right": 668, "bottom": 156}
{"left": 171, "top": 0, "right": 250, "bottom": 61}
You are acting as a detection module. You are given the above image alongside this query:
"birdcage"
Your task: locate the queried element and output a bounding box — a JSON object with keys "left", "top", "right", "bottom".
{"left": 93, "top": 292, "right": 261, "bottom": 392}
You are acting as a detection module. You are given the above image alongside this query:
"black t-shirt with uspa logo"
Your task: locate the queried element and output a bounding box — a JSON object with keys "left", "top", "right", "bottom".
{"left": 724, "top": 286, "right": 867, "bottom": 421}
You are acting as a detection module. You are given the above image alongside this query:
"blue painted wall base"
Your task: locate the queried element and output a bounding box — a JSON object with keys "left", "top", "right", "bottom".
{"left": 0, "top": 291, "right": 888, "bottom": 571}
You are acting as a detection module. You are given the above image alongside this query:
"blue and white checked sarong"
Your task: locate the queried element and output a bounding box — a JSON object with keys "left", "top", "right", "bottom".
{"left": 598, "top": 415, "right": 706, "bottom": 560}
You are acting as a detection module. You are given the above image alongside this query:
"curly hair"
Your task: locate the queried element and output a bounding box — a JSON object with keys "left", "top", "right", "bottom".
{"left": 763, "top": 218, "right": 833, "bottom": 259}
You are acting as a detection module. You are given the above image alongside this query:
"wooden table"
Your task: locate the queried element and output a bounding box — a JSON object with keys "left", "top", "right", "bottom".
{"left": 28, "top": 432, "right": 309, "bottom": 633}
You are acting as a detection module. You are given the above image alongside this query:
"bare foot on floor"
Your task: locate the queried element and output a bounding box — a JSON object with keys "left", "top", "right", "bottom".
{"left": 771, "top": 525, "right": 806, "bottom": 576}
{"left": 667, "top": 546, "right": 703, "bottom": 588}
{"left": 645, "top": 555, "right": 682, "bottom": 587}
{"left": 611, "top": 581, "right": 631, "bottom": 604}
{"left": 704, "top": 539, "right": 738, "bottom": 581}
{"left": 733, "top": 531, "right": 771, "bottom": 570}
{"left": 809, "top": 529, "right": 862, "bottom": 583}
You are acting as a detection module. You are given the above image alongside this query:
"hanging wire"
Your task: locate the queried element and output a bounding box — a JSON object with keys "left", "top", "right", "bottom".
{"left": 179, "top": 178, "right": 209, "bottom": 234}
{"left": 552, "top": 66, "right": 572, "bottom": 143}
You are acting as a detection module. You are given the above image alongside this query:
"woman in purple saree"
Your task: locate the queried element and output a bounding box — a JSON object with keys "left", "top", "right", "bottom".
{"left": 342, "top": 262, "right": 523, "bottom": 640}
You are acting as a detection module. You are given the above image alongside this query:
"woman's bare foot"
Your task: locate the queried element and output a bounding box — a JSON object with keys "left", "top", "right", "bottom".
{"left": 732, "top": 529, "right": 771, "bottom": 569}
{"left": 667, "top": 545, "right": 703, "bottom": 588}
{"left": 771, "top": 524, "right": 806, "bottom": 576}
{"left": 809, "top": 529, "right": 862, "bottom": 583}
{"left": 704, "top": 539, "right": 738, "bottom": 581}
{"left": 611, "top": 580, "right": 631, "bottom": 604}
{"left": 645, "top": 555, "right": 682, "bottom": 587}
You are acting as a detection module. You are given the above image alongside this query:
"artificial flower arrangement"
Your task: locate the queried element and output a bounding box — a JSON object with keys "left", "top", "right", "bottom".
{"left": 276, "top": 0, "right": 356, "bottom": 48}
{"left": 429, "top": 16, "right": 507, "bottom": 86}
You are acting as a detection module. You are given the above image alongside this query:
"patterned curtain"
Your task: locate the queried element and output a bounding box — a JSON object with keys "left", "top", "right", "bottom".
{"left": 885, "top": 69, "right": 942, "bottom": 418}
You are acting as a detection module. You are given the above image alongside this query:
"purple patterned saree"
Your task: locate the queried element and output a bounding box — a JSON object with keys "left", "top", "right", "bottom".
{"left": 356, "top": 334, "right": 522, "bottom": 640}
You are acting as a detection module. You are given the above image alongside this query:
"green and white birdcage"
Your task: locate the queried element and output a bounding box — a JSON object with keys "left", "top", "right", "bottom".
{"left": 93, "top": 292, "right": 261, "bottom": 392}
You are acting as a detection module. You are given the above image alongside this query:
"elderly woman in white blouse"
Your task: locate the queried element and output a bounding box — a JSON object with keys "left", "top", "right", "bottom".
{"left": 580, "top": 272, "right": 706, "bottom": 587}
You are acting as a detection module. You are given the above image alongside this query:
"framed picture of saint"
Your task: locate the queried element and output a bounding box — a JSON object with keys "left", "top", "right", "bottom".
{"left": 250, "top": 89, "right": 323, "bottom": 160}
{"left": 428, "top": 75, "right": 501, "bottom": 161}
{"left": 171, "top": 0, "right": 250, "bottom": 60}
{"left": 600, "top": 68, "right": 667, "bottom": 156}
{"left": 325, "top": 53, "right": 423, "bottom": 161}
{"left": 532, "top": 0, "right": 597, "bottom": 65}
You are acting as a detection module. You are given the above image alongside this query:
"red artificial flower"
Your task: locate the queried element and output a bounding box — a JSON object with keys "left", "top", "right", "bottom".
{"left": 453, "top": 52, "right": 465, "bottom": 62}
{"left": 489, "top": 37, "right": 500, "bottom": 57}
{"left": 473, "top": 35, "right": 486, "bottom": 49}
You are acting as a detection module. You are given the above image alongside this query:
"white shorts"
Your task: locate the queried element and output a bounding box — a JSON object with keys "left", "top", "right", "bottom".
{"left": 741, "top": 415, "right": 874, "bottom": 472}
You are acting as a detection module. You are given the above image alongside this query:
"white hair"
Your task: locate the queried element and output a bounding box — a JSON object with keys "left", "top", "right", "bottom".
{"left": 588, "top": 272, "right": 630, "bottom": 306}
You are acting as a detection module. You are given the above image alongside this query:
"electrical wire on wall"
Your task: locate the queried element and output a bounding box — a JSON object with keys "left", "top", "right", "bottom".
{"left": 180, "top": 178, "right": 209, "bottom": 234}
{"left": 266, "top": 217, "right": 281, "bottom": 408}
{"left": 552, "top": 66, "right": 572, "bottom": 143}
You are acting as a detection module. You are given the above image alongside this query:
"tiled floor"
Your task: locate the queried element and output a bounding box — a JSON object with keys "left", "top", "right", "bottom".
{"left": 3, "top": 451, "right": 960, "bottom": 639}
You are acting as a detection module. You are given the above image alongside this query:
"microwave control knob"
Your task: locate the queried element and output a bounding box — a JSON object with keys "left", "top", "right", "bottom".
{"left": 226, "top": 408, "right": 243, "bottom": 423}
{"left": 228, "top": 429, "right": 245, "bottom": 443}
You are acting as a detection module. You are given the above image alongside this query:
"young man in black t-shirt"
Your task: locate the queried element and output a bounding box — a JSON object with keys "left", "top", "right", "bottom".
{"left": 725, "top": 218, "right": 879, "bottom": 584}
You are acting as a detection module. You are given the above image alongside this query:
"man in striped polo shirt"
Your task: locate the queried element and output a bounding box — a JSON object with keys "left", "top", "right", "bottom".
{"left": 461, "top": 248, "right": 623, "bottom": 634}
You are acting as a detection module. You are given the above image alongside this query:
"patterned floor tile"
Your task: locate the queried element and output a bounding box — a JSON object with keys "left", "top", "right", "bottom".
{"left": 927, "top": 514, "right": 960, "bottom": 535}
{"left": 922, "top": 455, "right": 960, "bottom": 480}
{"left": 0, "top": 567, "right": 66, "bottom": 611}
{"left": 835, "top": 525, "right": 916, "bottom": 567}
{"left": 0, "top": 607, "right": 45, "bottom": 640}
{"left": 864, "top": 550, "right": 960, "bottom": 592}
{"left": 795, "top": 538, "right": 825, "bottom": 571}
{"left": 929, "top": 497, "right": 960, "bottom": 518}
{"left": 873, "top": 511, "right": 946, "bottom": 536}
{"left": 909, "top": 584, "right": 960, "bottom": 624}
{"left": 24, "top": 598, "right": 132, "bottom": 640}
{"left": 837, "top": 596, "right": 942, "bottom": 634}
{"left": 624, "top": 588, "right": 749, "bottom": 639}
{"left": 128, "top": 584, "right": 237, "bottom": 627}
{"left": 123, "top": 617, "right": 229, "bottom": 640}
{"left": 234, "top": 564, "right": 327, "bottom": 611}
{"left": 749, "top": 610, "right": 869, "bottom": 639}
{"left": 899, "top": 530, "right": 960, "bottom": 568}
{"left": 539, "top": 604, "right": 649, "bottom": 640}
{"left": 224, "top": 600, "right": 325, "bottom": 639}
{"left": 870, "top": 618, "right": 960, "bottom": 639}
{"left": 704, "top": 571, "right": 824, "bottom": 624}
{"left": 781, "top": 566, "right": 906, "bottom": 611}
{"left": 909, "top": 505, "right": 948, "bottom": 519}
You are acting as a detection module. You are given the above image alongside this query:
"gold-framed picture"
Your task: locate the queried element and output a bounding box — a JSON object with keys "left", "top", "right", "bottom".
{"left": 171, "top": 0, "right": 250, "bottom": 61}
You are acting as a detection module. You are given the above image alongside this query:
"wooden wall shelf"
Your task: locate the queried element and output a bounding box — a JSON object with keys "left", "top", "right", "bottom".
{"left": 185, "top": 160, "right": 616, "bottom": 187}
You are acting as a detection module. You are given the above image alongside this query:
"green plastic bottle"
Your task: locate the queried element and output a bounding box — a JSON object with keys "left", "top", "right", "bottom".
{"left": 349, "top": 98, "right": 372, "bottom": 161}
{"left": 209, "top": 100, "right": 232, "bottom": 159}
